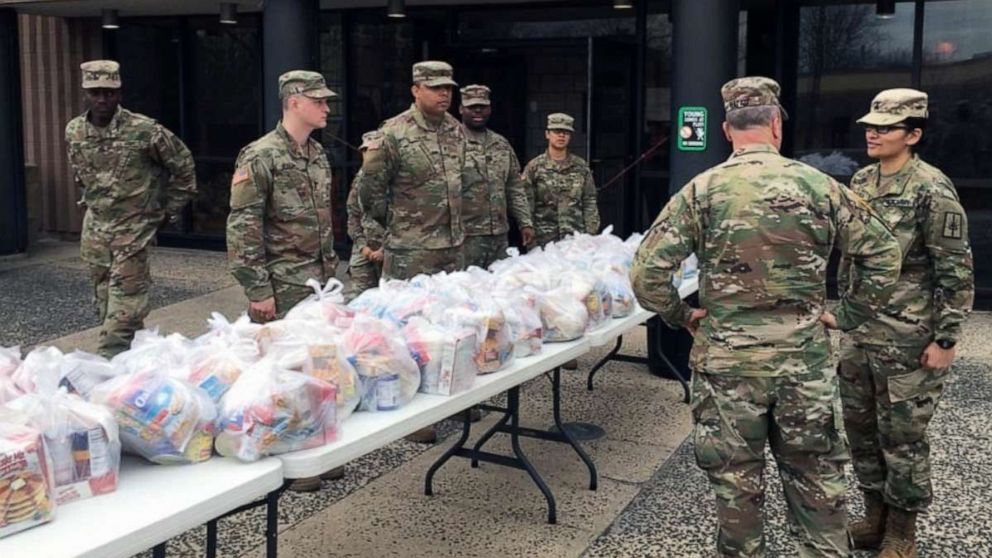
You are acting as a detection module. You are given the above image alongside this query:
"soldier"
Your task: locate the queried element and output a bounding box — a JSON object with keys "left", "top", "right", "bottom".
{"left": 358, "top": 60, "right": 466, "bottom": 282}
{"left": 65, "top": 60, "right": 196, "bottom": 358}
{"left": 459, "top": 84, "right": 535, "bottom": 267}
{"left": 630, "top": 77, "right": 901, "bottom": 557}
{"left": 346, "top": 131, "right": 386, "bottom": 300}
{"left": 226, "top": 70, "right": 340, "bottom": 491}
{"left": 520, "top": 113, "right": 600, "bottom": 248}
{"left": 835, "top": 89, "right": 974, "bottom": 557}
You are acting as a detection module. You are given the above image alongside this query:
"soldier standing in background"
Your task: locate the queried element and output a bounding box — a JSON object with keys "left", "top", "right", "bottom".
{"left": 459, "top": 84, "right": 535, "bottom": 267}
{"left": 833, "top": 89, "right": 974, "bottom": 558}
{"left": 346, "top": 131, "right": 386, "bottom": 300}
{"left": 520, "top": 112, "right": 600, "bottom": 248}
{"left": 358, "top": 60, "right": 466, "bottom": 443}
{"left": 65, "top": 60, "right": 196, "bottom": 358}
{"left": 631, "top": 77, "right": 901, "bottom": 557}
{"left": 226, "top": 70, "right": 341, "bottom": 491}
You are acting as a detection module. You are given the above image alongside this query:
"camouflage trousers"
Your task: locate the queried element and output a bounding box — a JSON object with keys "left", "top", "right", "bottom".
{"left": 382, "top": 245, "right": 465, "bottom": 280}
{"left": 838, "top": 340, "right": 946, "bottom": 512}
{"left": 87, "top": 247, "right": 151, "bottom": 359}
{"left": 347, "top": 249, "right": 382, "bottom": 301}
{"left": 691, "top": 366, "right": 850, "bottom": 558}
{"left": 463, "top": 234, "right": 509, "bottom": 270}
{"left": 272, "top": 280, "right": 318, "bottom": 320}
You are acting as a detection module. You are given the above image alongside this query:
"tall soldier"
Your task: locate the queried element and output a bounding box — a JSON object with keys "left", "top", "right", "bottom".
{"left": 631, "top": 77, "right": 901, "bottom": 557}
{"left": 346, "top": 131, "right": 386, "bottom": 300}
{"left": 459, "top": 84, "right": 535, "bottom": 267}
{"left": 359, "top": 60, "right": 466, "bottom": 281}
{"left": 520, "top": 113, "right": 600, "bottom": 248}
{"left": 226, "top": 70, "right": 341, "bottom": 491}
{"left": 834, "top": 89, "right": 974, "bottom": 557}
{"left": 65, "top": 60, "right": 196, "bottom": 358}
{"left": 358, "top": 60, "right": 466, "bottom": 443}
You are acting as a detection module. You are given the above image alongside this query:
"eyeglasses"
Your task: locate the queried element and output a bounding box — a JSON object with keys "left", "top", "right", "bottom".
{"left": 864, "top": 124, "right": 909, "bottom": 135}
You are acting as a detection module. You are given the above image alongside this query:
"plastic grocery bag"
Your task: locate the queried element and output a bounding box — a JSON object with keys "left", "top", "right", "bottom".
{"left": 90, "top": 371, "right": 216, "bottom": 465}
{"left": 11, "top": 346, "right": 64, "bottom": 394}
{"left": 111, "top": 329, "right": 193, "bottom": 376}
{"left": 439, "top": 301, "right": 514, "bottom": 374}
{"left": 286, "top": 278, "right": 354, "bottom": 327}
{"left": 536, "top": 286, "right": 589, "bottom": 342}
{"left": 215, "top": 358, "right": 337, "bottom": 462}
{"left": 0, "top": 420, "right": 56, "bottom": 539}
{"left": 302, "top": 341, "right": 362, "bottom": 422}
{"left": 58, "top": 351, "right": 118, "bottom": 399}
{"left": 181, "top": 339, "right": 251, "bottom": 404}
{"left": 340, "top": 315, "right": 420, "bottom": 411}
{"left": 402, "top": 317, "right": 478, "bottom": 395}
{"left": 493, "top": 291, "right": 544, "bottom": 358}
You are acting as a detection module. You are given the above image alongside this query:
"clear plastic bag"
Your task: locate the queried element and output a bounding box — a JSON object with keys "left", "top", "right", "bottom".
{"left": 90, "top": 371, "right": 216, "bottom": 465}
{"left": 439, "top": 301, "right": 514, "bottom": 374}
{"left": 2, "top": 389, "right": 121, "bottom": 505}
{"left": 401, "top": 317, "right": 478, "bottom": 395}
{"left": 111, "top": 329, "right": 193, "bottom": 377}
{"left": 603, "top": 269, "right": 636, "bottom": 318}
{"left": 536, "top": 287, "right": 589, "bottom": 342}
{"left": 0, "top": 420, "right": 56, "bottom": 539}
{"left": 58, "top": 351, "right": 118, "bottom": 398}
{"left": 256, "top": 319, "right": 343, "bottom": 371}
{"left": 195, "top": 312, "right": 262, "bottom": 361}
{"left": 286, "top": 278, "right": 354, "bottom": 328}
{"left": 12, "top": 346, "right": 64, "bottom": 394}
{"left": 302, "top": 342, "right": 362, "bottom": 422}
{"left": 340, "top": 316, "right": 420, "bottom": 411}
{"left": 182, "top": 339, "right": 251, "bottom": 404}
{"left": 215, "top": 358, "right": 338, "bottom": 462}
{"left": 494, "top": 291, "right": 544, "bottom": 358}
{"left": 0, "top": 345, "right": 20, "bottom": 378}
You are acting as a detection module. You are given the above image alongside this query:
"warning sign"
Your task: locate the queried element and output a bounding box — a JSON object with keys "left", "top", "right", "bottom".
{"left": 676, "top": 106, "right": 707, "bottom": 152}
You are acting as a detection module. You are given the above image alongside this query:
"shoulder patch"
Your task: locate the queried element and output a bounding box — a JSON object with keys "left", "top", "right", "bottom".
{"left": 942, "top": 212, "right": 964, "bottom": 239}
{"left": 231, "top": 166, "right": 252, "bottom": 187}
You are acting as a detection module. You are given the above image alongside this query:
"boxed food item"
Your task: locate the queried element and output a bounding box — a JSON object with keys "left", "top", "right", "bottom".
{"left": 57, "top": 351, "right": 117, "bottom": 399}
{"left": 303, "top": 344, "right": 361, "bottom": 421}
{"left": 0, "top": 422, "right": 55, "bottom": 539}
{"left": 402, "top": 317, "right": 478, "bottom": 396}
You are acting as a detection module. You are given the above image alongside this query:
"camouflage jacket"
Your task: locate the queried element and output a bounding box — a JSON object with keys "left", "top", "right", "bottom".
{"left": 521, "top": 151, "right": 600, "bottom": 246}
{"left": 631, "top": 143, "right": 901, "bottom": 376}
{"left": 839, "top": 156, "right": 974, "bottom": 346}
{"left": 346, "top": 170, "right": 386, "bottom": 251}
{"left": 358, "top": 104, "right": 465, "bottom": 250}
{"left": 226, "top": 122, "right": 338, "bottom": 302}
{"left": 65, "top": 107, "right": 196, "bottom": 262}
{"left": 462, "top": 127, "right": 533, "bottom": 235}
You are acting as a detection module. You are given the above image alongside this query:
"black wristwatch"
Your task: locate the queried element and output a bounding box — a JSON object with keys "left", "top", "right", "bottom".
{"left": 936, "top": 339, "right": 956, "bottom": 350}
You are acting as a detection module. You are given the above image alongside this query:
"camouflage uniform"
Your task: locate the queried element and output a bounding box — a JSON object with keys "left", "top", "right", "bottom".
{"left": 460, "top": 85, "right": 533, "bottom": 269}
{"left": 65, "top": 60, "right": 196, "bottom": 358}
{"left": 346, "top": 132, "right": 386, "bottom": 299}
{"left": 358, "top": 61, "right": 466, "bottom": 280}
{"left": 521, "top": 113, "right": 600, "bottom": 247}
{"left": 631, "top": 78, "right": 901, "bottom": 558}
{"left": 227, "top": 71, "right": 339, "bottom": 319}
{"left": 838, "top": 89, "right": 975, "bottom": 514}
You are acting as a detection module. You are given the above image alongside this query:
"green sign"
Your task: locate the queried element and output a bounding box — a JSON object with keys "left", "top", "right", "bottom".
{"left": 676, "top": 106, "right": 707, "bottom": 152}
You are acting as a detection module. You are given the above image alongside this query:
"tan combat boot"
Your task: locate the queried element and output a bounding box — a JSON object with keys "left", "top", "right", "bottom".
{"left": 878, "top": 508, "right": 918, "bottom": 558}
{"left": 849, "top": 491, "right": 887, "bottom": 549}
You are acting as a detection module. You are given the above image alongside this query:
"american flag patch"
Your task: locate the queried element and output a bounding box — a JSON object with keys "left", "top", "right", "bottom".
{"left": 231, "top": 167, "right": 251, "bottom": 187}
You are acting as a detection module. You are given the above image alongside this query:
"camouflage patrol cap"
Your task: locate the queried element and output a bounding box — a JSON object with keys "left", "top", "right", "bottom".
{"left": 359, "top": 130, "right": 382, "bottom": 151}
{"left": 857, "top": 88, "right": 928, "bottom": 126}
{"left": 412, "top": 61, "right": 458, "bottom": 87}
{"left": 278, "top": 70, "right": 337, "bottom": 100}
{"left": 80, "top": 60, "right": 121, "bottom": 89}
{"left": 721, "top": 76, "right": 789, "bottom": 120}
{"left": 460, "top": 85, "right": 491, "bottom": 107}
{"left": 547, "top": 113, "right": 575, "bottom": 132}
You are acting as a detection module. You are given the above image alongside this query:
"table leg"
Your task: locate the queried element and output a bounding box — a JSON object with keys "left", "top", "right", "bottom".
{"left": 587, "top": 335, "right": 624, "bottom": 391}
{"left": 652, "top": 343, "right": 690, "bottom": 404}
{"left": 470, "top": 406, "right": 511, "bottom": 467}
{"left": 206, "top": 519, "right": 218, "bottom": 558}
{"left": 266, "top": 488, "right": 280, "bottom": 558}
{"left": 553, "top": 368, "right": 598, "bottom": 490}
{"left": 424, "top": 409, "right": 472, "bottom": 496}
{"left": 507, "top": 386, "right": 557, "bottom": 525}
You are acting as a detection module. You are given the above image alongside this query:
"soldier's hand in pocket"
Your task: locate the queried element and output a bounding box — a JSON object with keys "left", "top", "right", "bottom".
{"left": 920, "top": 342, "right": 956, "bottom": 370}
{"left": 687, "top": 308, "right": 708, "bottom": 335}
{"left": 819, "top": 311, "right": 839, "bottom": 330}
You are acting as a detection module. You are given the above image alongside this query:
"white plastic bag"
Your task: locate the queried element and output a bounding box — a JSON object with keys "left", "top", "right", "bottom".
{"left": 215, "top": 358, "right": 337, "bottom": 462}
{"left": 12, "top": 346, "right": 64, "bottom": 394}
{"left": 439, "top": 301, "right": 514, "bottom": 374}
{"left": 58, "top": 351, "right": 118, "bottom": 398}
{"left": 0, "top": 420, "right": 56, "bottom": 539}
{"left": 340, "top": 316, "right": 420, "bottom": 411}
{"left": 494, "top": 291, "right": 544, "bottom": 357}
{"left": 285, "top": 278, "right": 354, "bottom": 327}
{"left": 402, "top": 317, "right": 478, "bottom": 395}
{"left": 537, "top": 287, "right": 589, "bottom": 342}
{"left": 302, "top": 342, "right": 362, "bottom": 422}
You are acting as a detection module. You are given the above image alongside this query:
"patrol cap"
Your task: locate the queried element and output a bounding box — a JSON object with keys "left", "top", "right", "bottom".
{"left": 460, "top": 84, "right": 491, "bottom": 107}
{"left": 721, "top": 76, "right": 789, "bottom": 120}
{"left": 80, "top": 60, "right": 121, "bottom": 89}
{"left": 547, "top": 113, "right": 575, "bottom": 132}
{"left": 278, "top": 70, "right": 337, "bottom": 100}
{"left": 412, "top": 61, "right": 458, "bottom": 87}
{"left": 359, "top": 130, "right": 382, "bottom": 151}
{"left": 857, "top": 88, "right": 928, "bottom": 126}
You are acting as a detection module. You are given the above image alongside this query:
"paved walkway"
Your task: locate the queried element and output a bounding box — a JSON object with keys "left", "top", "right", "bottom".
{"left": 3, "top": 241, "right": 990, "bottom": 557}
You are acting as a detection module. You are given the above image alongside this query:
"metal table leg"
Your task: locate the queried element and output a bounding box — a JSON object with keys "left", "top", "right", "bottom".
{"left": 552, "top": 368, "right": 598, "bottom": 490}
{"left": 424, "top": 409, "right": 472, "bottom": 496}
{"left": 587, "top": 335, "right": 624, "bottom": 391}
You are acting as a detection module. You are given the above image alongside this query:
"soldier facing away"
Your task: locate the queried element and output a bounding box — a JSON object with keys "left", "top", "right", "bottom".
{"left": 630, "top": 77, "right": 901, "bottom": 557}
{"left": 65, "top": 60, "right": 196, "bottom": 358}
{"left": 520, "top": 112, "right": 600, "bottom": 248}
{"left": 345, "top": 131, "right": 386, "bottom": 300}
{"left": 459, "top": 84, "right": 535, "bottom": 268}
{"left": 833, "top": 89, "right": 974, "bottom": 558}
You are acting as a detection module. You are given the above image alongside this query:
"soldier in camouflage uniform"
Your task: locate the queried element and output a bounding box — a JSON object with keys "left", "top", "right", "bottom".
{"left": 459, "top": 84, "right": 535, "bottom": 268}
{"left": 65, "top": 60, "right": 196, "bottom": 358}
{"left": 521, "top": 113, "right": 600, "bottom": 247}
{"left": 346, "top": 131, "right": 386, "bottom": 300}
{"left": 227, "top": 70, "right": 341, "bottom": 491}
{"left": 358, "top": 61, "right": 466, "bottom": 282}
{"left": 631, "top": 77, "right": 901, "bottom": 558}
{"left": 837, "top": 89, "right": 974, "bottom": 557}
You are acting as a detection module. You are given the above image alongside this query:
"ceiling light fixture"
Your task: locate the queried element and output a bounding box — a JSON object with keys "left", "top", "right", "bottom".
{"left": 614, "top": 0, "right": 634, "bottom": 9}
{"left": 387, "top": 0, "right": 406, "bottom": 19}
{"left": 101, "top": 9, "right": 119, "bottom": 30}
{"left": 876, "top": 0, "right": 896, "bottom": 19}
{"left": 220, "top": 3, "right": 238, "bottom": 25}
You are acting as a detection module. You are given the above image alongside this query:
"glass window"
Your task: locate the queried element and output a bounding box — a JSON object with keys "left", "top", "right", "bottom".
{"left": 116, "top": 20, "right": 181, "bottom": 137}
{"left": 921, "top": 0, "right": 992, "bottom": 296}
{"left": 457, "top": 7, "right": 635, "bottom": 41}
{"left": 318, "top": 13, "right": 348, "bottom": 249}
{"left": 794, "top": 2, "right": 915, "bottom": 176}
